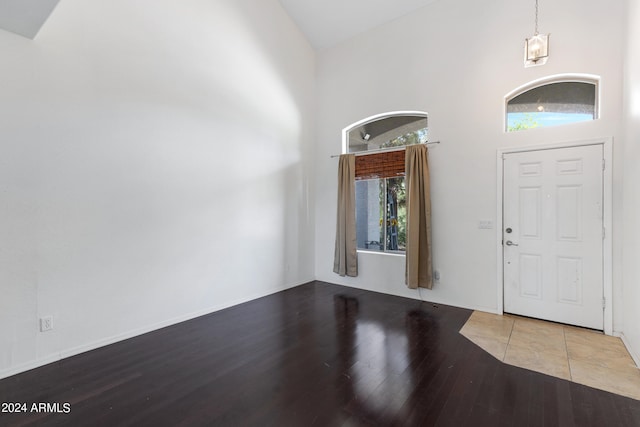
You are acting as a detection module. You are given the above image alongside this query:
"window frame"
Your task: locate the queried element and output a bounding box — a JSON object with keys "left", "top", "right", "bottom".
{"left": 504, "top": 74, "right": 600, "bottom": 133}
{"left": 355, "top": 176, "right": 407, "bottom": 254}
{"left": 343, "top": 111, "right": 429, "bottom": 255}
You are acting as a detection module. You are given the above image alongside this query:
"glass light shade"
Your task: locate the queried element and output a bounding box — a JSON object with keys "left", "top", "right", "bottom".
{"left": 524, "top": 34, "right": 549, "bottom": 67}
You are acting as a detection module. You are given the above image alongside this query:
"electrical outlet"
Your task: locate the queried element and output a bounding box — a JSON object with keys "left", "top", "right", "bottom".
{"left": 434, "top": 270, "right": 441, "bottom": 281}
{"left": 40, "top": 316, "right": 53, "bottom": 332}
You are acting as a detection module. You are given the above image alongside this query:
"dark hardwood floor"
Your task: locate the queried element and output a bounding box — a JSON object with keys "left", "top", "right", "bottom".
{"left": 1, "top": 281, "right": 639, "bottom": 426}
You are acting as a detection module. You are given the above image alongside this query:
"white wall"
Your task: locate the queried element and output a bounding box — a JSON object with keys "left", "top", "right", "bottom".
{"left": 0, "top": 0, "right": 316, "bottom": 379}
{"left": 622, "top": 0, "right": 640, "bottom": 363}
{"left": 315, "top": 0, "right": 626, "bottom": 322}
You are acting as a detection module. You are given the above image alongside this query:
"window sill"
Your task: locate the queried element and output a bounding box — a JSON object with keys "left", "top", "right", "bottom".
{"left": 356, "top": 250, "right": 406, "bottom": 258}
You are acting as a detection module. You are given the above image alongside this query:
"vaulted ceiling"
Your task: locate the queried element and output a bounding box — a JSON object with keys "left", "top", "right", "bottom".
{"left": 0, "top": 0, "right": 439, "bottom": 48}
{"left": 0, "top": 0, "right": 60, "bottom": 39}
{"left": 278, "top": 0, "right": 440, "bottom": 49}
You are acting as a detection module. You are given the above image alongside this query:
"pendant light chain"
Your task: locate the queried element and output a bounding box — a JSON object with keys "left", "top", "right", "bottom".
{"left": 524, "top": 0, "right": 548, "bottom": 67}
{"left": 534, "top": 0, "right": 539, "bottom": 35}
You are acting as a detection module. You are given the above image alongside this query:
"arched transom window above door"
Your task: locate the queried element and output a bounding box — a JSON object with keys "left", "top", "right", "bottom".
{"left": 505, "top": 76, "right": 599, "bottom": 132}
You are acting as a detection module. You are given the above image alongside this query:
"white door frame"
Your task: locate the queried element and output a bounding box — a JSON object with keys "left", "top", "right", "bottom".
{"left": 496, "top": 137, "right": 613, "bottom": 335}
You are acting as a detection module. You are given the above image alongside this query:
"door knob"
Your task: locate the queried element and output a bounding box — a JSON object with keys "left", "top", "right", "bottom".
{"left": 505, "top": 240, "right": 519, "bottom": 246}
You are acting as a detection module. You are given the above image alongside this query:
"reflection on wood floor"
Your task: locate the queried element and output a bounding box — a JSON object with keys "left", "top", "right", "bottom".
{"left": 460, "top": 311, "right": 640, "bottom": 400}
{"left": 1, "top": 281, "right": 639, "bottom": 426}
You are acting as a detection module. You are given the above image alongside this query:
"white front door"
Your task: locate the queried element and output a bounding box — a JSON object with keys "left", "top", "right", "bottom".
{"left": 503, "top": 144, "right": 604, "bottom": 330}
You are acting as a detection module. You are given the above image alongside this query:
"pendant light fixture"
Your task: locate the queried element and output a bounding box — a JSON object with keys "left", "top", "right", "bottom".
{"left": 524, "top": 0, "right": 549, "bottom": 67}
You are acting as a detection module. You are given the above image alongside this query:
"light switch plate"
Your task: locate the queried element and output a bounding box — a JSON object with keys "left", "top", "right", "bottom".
{"left": 478, "top": 220, "right": 494, "bottom": 229}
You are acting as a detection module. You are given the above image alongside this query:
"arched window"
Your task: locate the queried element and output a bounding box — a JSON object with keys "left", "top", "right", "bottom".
{"left": 505, "top": 76, "right": 599, "bottom": 132}
{"left": 343, "top": 112, "right": 428, "bottom": 253}
{"left": 344, "top": 113, "right": 428, "bottom": 153}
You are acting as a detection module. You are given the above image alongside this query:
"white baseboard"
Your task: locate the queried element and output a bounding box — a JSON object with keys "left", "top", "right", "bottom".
{"left": 319, "top": 280, "right": 502, "bottom": 315}
{"left": 0, "top": 354, "right": 63, "bottom": 382}
{"left": 620, "top": 333, "right": 640, "bottom": 368}
{"left": 0, "top": 279, "right": 310, "bottom": 381}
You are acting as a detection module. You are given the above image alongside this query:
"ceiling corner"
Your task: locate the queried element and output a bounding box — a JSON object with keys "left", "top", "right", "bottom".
{"left": 0, "top": 0, "right": 60, "bottom": 39}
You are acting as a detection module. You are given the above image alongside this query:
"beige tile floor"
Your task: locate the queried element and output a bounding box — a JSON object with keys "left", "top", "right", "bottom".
{"left": 460, "top": 311, "right": 640, "bottom": 400}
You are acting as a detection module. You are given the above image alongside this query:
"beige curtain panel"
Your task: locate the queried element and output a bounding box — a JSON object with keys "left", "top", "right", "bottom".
{"left": 333, "top": 154, "right": 358, "bottom": 277}
{"left": 405, "top": 145, "right": 433, "bottom": 289}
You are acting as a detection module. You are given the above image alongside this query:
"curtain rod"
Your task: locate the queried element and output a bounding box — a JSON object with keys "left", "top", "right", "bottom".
{"left": 330, "top": 141, "right": 440, "bottom": 158}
